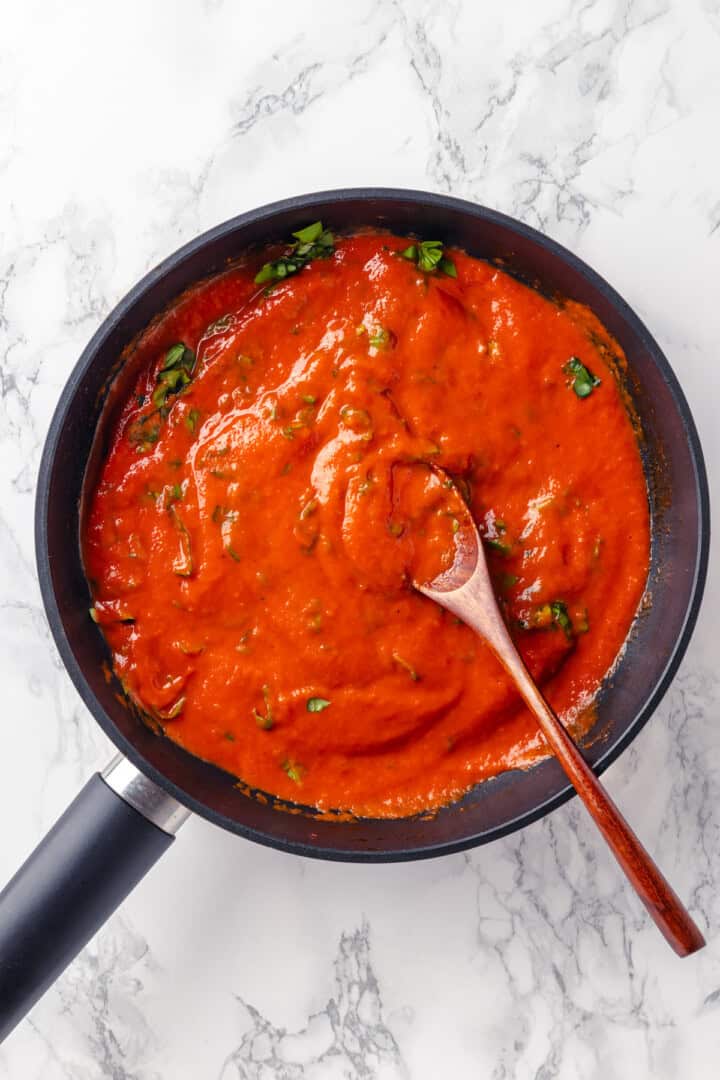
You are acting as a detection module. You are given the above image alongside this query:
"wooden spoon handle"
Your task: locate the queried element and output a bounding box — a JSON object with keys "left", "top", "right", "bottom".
{"left": 500, "top": 643, "right": 705, "bottom": 956}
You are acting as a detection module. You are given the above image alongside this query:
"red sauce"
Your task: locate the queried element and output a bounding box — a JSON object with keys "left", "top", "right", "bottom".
{"left": 83, "top": 231, "right": 650, "bottom": 818}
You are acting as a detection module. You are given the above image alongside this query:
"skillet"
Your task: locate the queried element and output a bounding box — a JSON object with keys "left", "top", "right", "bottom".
{"left": 0, "top": 189, "right": 709, "bottom": 1040}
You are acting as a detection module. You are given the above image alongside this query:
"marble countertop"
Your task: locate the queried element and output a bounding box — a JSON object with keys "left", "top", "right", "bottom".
{"left": 1, "top": 1, "right": 719, "bottom": 1076}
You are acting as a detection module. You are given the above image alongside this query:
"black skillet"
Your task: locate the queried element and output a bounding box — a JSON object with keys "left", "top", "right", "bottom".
{"left": 0, "top": 190, "right": 709, "bottom": 1040}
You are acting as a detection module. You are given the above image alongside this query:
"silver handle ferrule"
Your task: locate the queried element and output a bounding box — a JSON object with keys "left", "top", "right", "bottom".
{"left": 101, "top": 755, "right": 190, "bottom": 835}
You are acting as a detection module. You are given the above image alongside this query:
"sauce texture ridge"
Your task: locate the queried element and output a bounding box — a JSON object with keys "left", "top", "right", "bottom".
{"left": 83, "top": 230, "right": 650, "bottom": 818}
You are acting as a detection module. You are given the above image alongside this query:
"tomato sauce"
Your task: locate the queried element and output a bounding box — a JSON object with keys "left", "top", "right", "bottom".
{"left": 83, "top": 231, "right": 650, "bottom": 818}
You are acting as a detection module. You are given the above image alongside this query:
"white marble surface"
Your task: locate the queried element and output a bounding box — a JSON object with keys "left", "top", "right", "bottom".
{"left": 0, "top": 0, "right": 719, "bottom": 1075}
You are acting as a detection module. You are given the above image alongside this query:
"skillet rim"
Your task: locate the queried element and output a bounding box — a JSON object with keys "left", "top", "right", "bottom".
{"left": 34, "top": 187, "right": 710, "bottom": 861}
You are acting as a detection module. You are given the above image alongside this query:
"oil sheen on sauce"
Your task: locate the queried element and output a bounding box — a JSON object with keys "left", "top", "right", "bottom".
{"left": 83, "top": 231, "right": 650, "bottom": 819}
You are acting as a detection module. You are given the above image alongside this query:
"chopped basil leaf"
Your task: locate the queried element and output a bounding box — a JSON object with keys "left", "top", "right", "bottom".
{"left": 152, "top": 343, "right": 196, "bottom": 410}
{"left": 292, "top": 221, "right": 324, "bottom": 245}
{"left": 550, "top": 600, "right": 573, "bottom": 639}
{"left": 564, "top": 357, "right": 600, "bottom": 398}
{"left": 418, "top": 239, "right": 443, "bottom": 272}
{"left": 254, "top": 265, "right": 275, "bottom": 286}
{"left": 401, "top": 238, "right": 456, "bottom": 277}
{"left": 307, "top": 696, "right": 331, "bottom": 712}
{"left": 530, "top": 600, "right": 573, "bottom": 637}
{"left": 127, "top": 414, "right": 160, "bottom": 453}
{"left": 254, "top": 222, "right": 334, "bottom": 285}
{"left": 161, "top": 343, "right": 187, "bottom": 371}
{"left": 282, "top": 759, "right": 305, "bottom": 783}
{"left": 186, "top": 407, "right": 201, "bottom": 433}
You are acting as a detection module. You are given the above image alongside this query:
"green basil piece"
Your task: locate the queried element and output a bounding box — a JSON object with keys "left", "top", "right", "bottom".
{"left": 416, "top": 239, "right": 443, "bottom": 273}
{"left": 254, "top": 222, "right": 334, "bottom": 285}
{"left": 292, "top": 221, "right": 324, "bottom": 245}
{"left": 161, "top": 343, "right": 188, "bottom": 371}
{"left": 282, "top": 759, "right": 305, "bottom": 783}
{"left": 564, "top": 357, "right": 600, "bottom": 399}
{"left": 401, "top": 238, "right": 456, "bottom": 277}
{"left": 307, "top": 696, "right": 331, "bottom": 712}
{"left": 153, "top": 343, "right": 196, "bottom": 410}
{"left": 127, "top": 414, "right": 160, "bottom": 453}
{"left": 550, "top": 601, "right": 573, "bottom": 639}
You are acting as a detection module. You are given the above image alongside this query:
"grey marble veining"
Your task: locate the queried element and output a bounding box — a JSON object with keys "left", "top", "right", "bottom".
{"left": 0, "top": 0, "right": 718, "bottom": 1076}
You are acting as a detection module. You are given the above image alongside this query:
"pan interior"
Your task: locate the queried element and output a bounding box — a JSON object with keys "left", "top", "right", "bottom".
{"left": 36, "top": 191, "right": 708, "bottom": 860}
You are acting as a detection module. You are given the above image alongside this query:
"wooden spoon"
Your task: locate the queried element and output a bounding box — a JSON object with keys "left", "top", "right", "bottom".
{"left": 416, "top": 471, "right": 705, "bottom": 957}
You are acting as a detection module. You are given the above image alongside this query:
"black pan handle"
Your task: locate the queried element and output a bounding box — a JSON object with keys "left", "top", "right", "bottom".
{"left": 0, "top": 756, "right": 189, "bottom": 1042}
